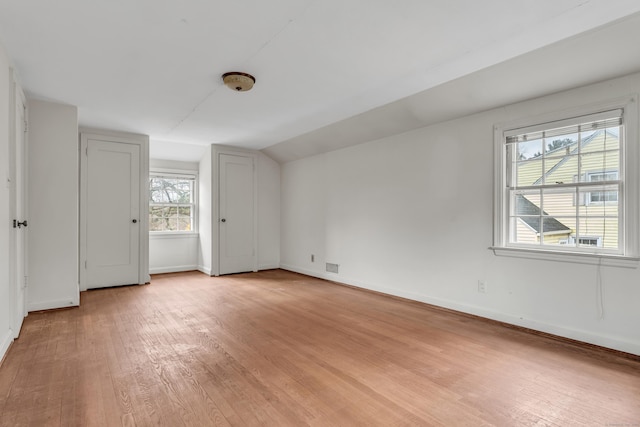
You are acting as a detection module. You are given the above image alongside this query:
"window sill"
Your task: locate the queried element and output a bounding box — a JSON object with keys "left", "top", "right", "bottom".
{"left": 489, "top": 246, "right": 639, "bottom": 268}
{"left": 150, "top": 232, "right": 199, "bottom": 240}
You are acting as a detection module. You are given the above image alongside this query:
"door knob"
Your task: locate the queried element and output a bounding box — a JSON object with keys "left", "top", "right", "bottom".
{"left": 221, "top": 218, "right": 226, "bottom": 222}
{"left": 15, "top": 220, "right": 27, "bottom": 228}
{"left": 132, "top": 219, "right": 138, "bottom": 224}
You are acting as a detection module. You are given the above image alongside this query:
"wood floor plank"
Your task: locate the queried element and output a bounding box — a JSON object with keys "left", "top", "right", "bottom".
{"left": 1, "top": 269, "right": 639, "bottom": 426}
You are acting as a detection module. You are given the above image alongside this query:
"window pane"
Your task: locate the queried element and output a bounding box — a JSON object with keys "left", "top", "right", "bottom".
{"left": 516, "top": 139, "right": 543, "bottom": 161}
{"left": 511, "top": 191, "right": 543, "bottom": 245}
{"left": 546, "top": 155, "right": 577, "bottom": 185}
{"left": 149, "top": 216, "right": 163, "bottom": 231}
{"left": 581, "top": 127, "right": 620, "bottom": 152}
{"left": 149, "top": 176, "right": 194, "bottom": 203}
{"left": 581, "top": 153, "right": 619, "bottom": 177}
{"left": 539, "top": 217, "right": 571, "bottom": 246}
{"left": 510, "top": 216, "right": 539, "bottom": 245}
{"left": 545, "top": 133, "right": 578, "bottom": 158}
{"left": 150, "top": 178, "right": 177, "bottom": 203}
{"left": 512, "top": 189, "right": 539, "bottom": 212}
{"left": 163, "top": 217, "right": 178, "bottom": 231}
{"left": 177, "top": 217, "right": 192, "bottom": 231}
{"left": 541, "top": 188, "right": 574, "bottom": 245}
{"left": 577, "top": 216, "right": 618, "bottom": 249}
{"left": 150, "top": 206, "right": 164, "bottom": 218}
{"left": 516, "top": 158, "right": 543, "bottom": 186}
{"left": 178, "top": 206, "right": 192, "bottom": 231}
{"left": 541, "top": 188, "right": 575, "bottom": 217}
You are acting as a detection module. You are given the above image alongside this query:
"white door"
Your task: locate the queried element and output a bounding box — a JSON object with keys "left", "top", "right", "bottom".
{"left": 219, "top": 153, "right": 256, "bottom": 275}
{"left": 83, "top": 139, "right": 140, "bottom": 288}
{"left": 9, "top": 81, "right": 27, "bottom": 337}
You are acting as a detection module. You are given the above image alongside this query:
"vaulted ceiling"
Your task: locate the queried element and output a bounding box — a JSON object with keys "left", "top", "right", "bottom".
{"left": 1, "top": 1, "right": 639, "bottom": 162}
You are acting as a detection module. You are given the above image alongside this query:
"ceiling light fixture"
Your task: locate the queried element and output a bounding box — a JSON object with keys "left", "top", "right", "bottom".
{"left": 222, "top": 72, "right": 256, "bottom": 92}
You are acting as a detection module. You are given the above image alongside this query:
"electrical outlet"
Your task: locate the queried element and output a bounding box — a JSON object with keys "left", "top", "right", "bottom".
{"left": 478, "top": 280, "right": 487, "bottom": 293}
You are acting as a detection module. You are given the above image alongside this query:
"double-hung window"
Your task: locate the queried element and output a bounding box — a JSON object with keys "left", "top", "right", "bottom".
{"left": 493, "top": 96, "right": 639, "bottom": 264}
{"left": 149, "top": 171, "right": 197, "bottom": 233}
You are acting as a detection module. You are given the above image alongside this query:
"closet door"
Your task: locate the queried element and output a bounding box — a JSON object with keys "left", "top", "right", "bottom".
{"left": 9, "top": 74, "right": 27, "bottom": 336}
{"left": 218, "top": 153, "right": 256, "bottom": 275}
{"left": 80, "top": 133, "right": 148, "bottom": 289}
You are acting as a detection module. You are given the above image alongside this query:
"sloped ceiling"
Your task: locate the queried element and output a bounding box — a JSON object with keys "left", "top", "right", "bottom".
{"left": 265, "top": 12, "right": 640, "bottom": 162}
{"left": 1, "top": 1, "right": 639, "bottom": 163}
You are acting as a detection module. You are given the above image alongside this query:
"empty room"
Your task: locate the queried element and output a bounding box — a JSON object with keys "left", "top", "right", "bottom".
{"left": 1, "top": 1, "right": 639, "bottom": 426}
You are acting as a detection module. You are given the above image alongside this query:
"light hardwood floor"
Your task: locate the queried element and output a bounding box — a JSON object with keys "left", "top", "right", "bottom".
{"left": 0, "top": 270, "right": 638, "bottom": 426}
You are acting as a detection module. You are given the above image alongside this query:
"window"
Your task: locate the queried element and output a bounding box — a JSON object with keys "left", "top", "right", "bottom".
{"left": 149, "top": 171, "right": 197, "bottom": 232}
{"left": 578, "top": 236, "right": 602, "bottom": 247}
{"left": 588, "top": 171, "right": 618, "bottom": 204}
{"left": 493, "top": 96, "right": 639, "bottom": 263}
{"left": 560, "top": 236, "right": 603, "bottom": 247}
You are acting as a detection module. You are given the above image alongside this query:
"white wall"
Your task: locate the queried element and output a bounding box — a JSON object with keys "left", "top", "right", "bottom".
{"left": 281, "top": 72, "right": 640, "bottom": 355}
{"left": 150, "top": 234, "right": 199, "bottom": 274}
{"left": 27, "top": 100, "right": 79, "bottom": 311}
{"left": 149, "top": 159, "right": 199, "bottom": 274}
{"left": 0, "top": 43, "right": 13, "bottom": 361}
{"left": 258, "top": 152, "right": 280, "bottom": 270}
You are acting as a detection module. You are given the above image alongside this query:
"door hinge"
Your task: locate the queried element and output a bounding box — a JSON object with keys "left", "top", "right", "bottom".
{"left": 23, "top": 276, "right": 28, "bottom": 289}
{"left": 23, "top": 120, "right": 28, "bottom": 133}
{"left": 84, "top": 260, "right": 87, "bottom": 269}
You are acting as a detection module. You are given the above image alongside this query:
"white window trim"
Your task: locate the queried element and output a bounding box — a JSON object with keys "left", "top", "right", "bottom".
{"left": 492, "top": 95, "right": 640, "bottom": 267}
{"left": 150, "top": 168, "right": 199, "bottom": 234}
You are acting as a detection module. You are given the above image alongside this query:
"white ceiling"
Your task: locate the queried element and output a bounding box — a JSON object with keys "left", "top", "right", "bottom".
{"left": 1, "top": 1, "right": 640, "bottom": 163}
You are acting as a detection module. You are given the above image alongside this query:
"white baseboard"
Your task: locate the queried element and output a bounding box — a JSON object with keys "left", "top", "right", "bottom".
{"left": 0, "top": 329, "right": 14, "bottom": 365}
{"left": 198, "top": 266, "right": 212, "bottom": 276}
{"left": 279, "top": 264, "right": 640, "bottom": 356}
{"left": 28, "top": 297, "right": 79, "bottom": 312}
{"left": 150, "top": 265, "right": 198, "bottom": 275}
{"left": 191, "top": 265, "right": 279, "bottom": 276}
{"left": 280, "top": 264, "right": 340, "bottom": 282}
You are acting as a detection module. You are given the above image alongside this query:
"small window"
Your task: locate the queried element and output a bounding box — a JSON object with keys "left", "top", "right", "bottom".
{"left": 493, "top": 96, "right": 639, "bottom": 262}
{"left": 149, "top": 172, "right": 197, "bottom": 232}
{"left": 572, "top": 171, "right": 619, "bottom": 206}
{"left": 588, "top": 171, "right": 618, "bottom": 204}
{"left": 562, "top": 235, "right": 603, "bottom": 247}
{"left": 578, "top": 236, "right": 602, "bottom": 247}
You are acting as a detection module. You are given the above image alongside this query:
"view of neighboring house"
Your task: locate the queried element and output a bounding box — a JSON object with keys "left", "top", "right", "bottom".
{"left": 511, "top": 127, "right": 620, "bottom": 249}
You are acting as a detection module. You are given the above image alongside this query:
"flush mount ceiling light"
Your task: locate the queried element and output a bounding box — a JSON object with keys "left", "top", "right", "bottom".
{"left": 222, "top": 72, "right": 256, "bottom": 92}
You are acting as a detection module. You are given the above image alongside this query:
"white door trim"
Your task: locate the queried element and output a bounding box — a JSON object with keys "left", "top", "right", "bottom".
{"left": 79, "top": 130, "right": 149, "bottom": 291}
{"left": 8, "top": 68, "right": 27, "bottom": 338}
